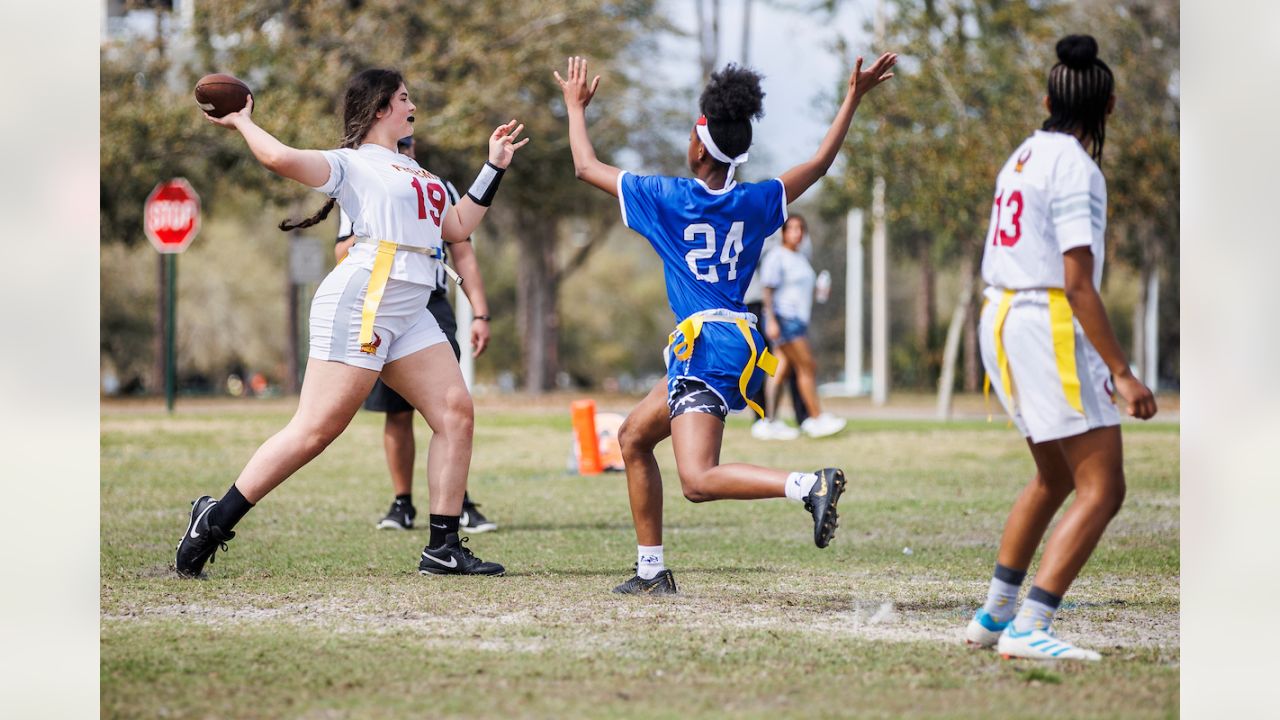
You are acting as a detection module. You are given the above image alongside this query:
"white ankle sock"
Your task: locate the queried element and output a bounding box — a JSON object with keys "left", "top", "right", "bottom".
{"left": 981, "top": 577, "right": 1022, "bottom": 624}
{"left": 784, "top": 472, "right": 818, "bottom": 502}
{"left": 1011, "top": 587, "right": 1061, "bottom": 633}
{"left": 637, "top": 545, "right": 665, "bottom": 580}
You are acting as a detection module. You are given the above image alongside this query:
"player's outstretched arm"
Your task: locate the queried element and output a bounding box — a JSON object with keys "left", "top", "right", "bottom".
{"left": 1063, "top": 248, "right": 1157, "bottom": 420}
{"left": 204, "top": 96, "right": 332, "bottom": 188}
{"left": 779, "top": 52, "right": 897, "bottom": 204}
{"left": 444, "top": 119, "right": 530, "bottom": 243}
{"left": 555, "top": 56, "right": 621, "bottom": 196}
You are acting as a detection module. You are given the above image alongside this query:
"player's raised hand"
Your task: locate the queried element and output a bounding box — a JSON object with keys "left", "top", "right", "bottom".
{"left": 848, "top": 52, "right": 898, "bottom": 99}
{"left": 204, "top": 94, "right": 253, "bottom": 129}
{"left": 488, "top": 119, "right": 529, "bottom": 169}
{"left": 554, "top": 56, "right": 601, "bottom": 110}
{"left": 1114, "top": 371, "right": 1157, "bottom": 420}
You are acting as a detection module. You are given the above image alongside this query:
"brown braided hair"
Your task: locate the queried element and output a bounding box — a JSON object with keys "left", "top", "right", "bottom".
{"left": 279, "top": 69, "right": 406, "bottom": 231}
{"left": 1042, "top": 35, "right": 1115, "bottom": 164}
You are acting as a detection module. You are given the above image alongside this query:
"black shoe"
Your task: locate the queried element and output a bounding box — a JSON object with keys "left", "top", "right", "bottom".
{"left": 175, "top": 495, "right": 235, "bottom": 578}
{"left": 418, "top": 533, "right": 505, "bottom": 576}
{"left": 460, "top": 500, "right": 497, "bottom": 534}
{"left": 612, "top": 567, "right": 678, "bottom": 595}
{"left": 803, "top": 468, "right": 847, "bottom": 549}
{"left": 377, "top": 498, "right": 416, "bottom": 530}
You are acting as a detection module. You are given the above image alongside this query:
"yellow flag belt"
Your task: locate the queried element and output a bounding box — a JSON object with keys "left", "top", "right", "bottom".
{"left": 352, "top": 238, "right": 460, "bottom": 355}
{"left": 668, "top": 312, "right": 778, "bottom": 418}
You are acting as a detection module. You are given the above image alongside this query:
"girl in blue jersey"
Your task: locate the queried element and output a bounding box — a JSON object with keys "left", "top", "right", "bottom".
{"left": 555, "top": 53, "right": 896, "bottom": 594}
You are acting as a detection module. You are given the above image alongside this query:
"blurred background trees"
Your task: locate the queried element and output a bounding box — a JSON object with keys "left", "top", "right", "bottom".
{"left": 101, "top": 0, "right": 1179, "bottom": 397}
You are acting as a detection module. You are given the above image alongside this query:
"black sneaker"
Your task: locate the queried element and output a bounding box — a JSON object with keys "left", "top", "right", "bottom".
{"left": 175, "top": 495, "right": 235, "bottom": 578}
{"left": 804, "top": 467, "right": 847, "bottom": 549}
{"left": 377, "top": 498, "right": 416, "bottom": 530}
{"left": 612, "top": 567, "right": 678, "bottom": 595}
{"left": 418, "top": 533, "right": 505, "bottom": 576}
{"left": 460, "top": 500, "right": 497, "bottom": 534}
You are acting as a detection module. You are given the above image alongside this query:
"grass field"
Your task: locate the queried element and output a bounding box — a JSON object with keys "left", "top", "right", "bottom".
{"left": 101, "top": 396, "right": 1179, "bottom": 719}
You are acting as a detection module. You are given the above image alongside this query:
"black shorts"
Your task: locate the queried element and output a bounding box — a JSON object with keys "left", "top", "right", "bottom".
{"left": 362, "top": 291, "right": 461, "bottom": 413}
{"left": 668, "top": 377, "right": 729, "bottom": 421}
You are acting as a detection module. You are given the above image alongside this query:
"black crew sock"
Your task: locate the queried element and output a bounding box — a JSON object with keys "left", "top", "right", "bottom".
{"left": 1026, "top": 585, "right": 1063, "bottom": 609}
{"left": 395, "top": 493, "right": 413, "bottom": 507}
{"left": 428, "top": 514, "right": 460, "bottom": 548}
{"left": 209, "top": 484, "right": 254, "bottom": 533}
{"left": 994, "top": 562, "right": 1027, "bottom": 585}
{"left": 462, "top": 491, "right": 473, "bottom": 508}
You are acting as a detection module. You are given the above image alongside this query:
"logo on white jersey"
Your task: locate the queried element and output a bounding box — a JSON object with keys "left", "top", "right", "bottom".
{"left": 1014, "top": 148, "right": 1032, "bottom": 173}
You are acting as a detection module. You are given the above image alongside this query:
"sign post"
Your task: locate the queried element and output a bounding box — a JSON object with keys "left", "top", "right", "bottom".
{"left": 144, "top": 179, "right": 201, "bottom": 413}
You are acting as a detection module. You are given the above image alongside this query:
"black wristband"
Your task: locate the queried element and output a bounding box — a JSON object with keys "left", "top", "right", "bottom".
{"left": 473, "top": 314, "right": 491, "bottom": 322}
{"left": 466, "top": 162, "right": 505, "bottom": 207}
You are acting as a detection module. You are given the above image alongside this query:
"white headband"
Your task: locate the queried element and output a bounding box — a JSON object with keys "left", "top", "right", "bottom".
{"left": 695, "top": 115, "right": 749, "bottom": 184}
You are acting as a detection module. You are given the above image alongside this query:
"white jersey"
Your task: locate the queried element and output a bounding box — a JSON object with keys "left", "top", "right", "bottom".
{"left": 314, "top": 143, "right": 452, "bottom": 287}
{"left": 980, "top": 130, "right": 1107, "bottom": 291}
{"left": 759, "top": 245, "right": 816, "bottom": 323}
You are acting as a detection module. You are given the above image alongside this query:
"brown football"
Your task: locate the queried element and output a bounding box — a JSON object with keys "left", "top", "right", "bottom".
{"left": 194, "top": 73, "right": 251, "bottom": 118}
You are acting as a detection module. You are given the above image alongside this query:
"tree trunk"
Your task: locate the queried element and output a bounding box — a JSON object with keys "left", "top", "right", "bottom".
{"left": 916, "top": 248, "right": 936, "bottom": 351}
{"left": 963, "top": 256, "right": 980, "bottom": 392}
{"left": 516, "top": 211, "right": 560, "bottom": 393}
{"left": 697, "top": 0, "right": 720, "bottom": 81}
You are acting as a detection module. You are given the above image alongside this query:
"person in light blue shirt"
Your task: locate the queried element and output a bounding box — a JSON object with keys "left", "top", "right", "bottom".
{"left": 556, "top": 51, "right": 897, "bottom": 595}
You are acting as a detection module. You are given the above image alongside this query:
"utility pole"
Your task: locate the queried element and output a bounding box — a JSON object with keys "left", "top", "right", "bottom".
{"left": 870, "top": 0, "right": 889, "bottom": 406}
{"left": 844, "top": 209, "right": 865, "bottom": 394}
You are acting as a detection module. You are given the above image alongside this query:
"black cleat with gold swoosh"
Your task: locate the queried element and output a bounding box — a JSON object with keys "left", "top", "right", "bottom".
{"left": 612, "top": 568, "right": 678, "bottom": 595}
{"left": 804, "top": 468, "right": 847, "bottom": 548}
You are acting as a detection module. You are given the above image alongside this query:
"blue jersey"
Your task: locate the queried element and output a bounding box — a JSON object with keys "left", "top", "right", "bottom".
{"left": 618, "top": 173, "right": 788, "bottom": 323}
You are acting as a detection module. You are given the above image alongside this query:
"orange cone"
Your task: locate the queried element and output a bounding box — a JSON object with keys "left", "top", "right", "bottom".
{"left": 571, "top": 399, "right": 603, "bottom": 475}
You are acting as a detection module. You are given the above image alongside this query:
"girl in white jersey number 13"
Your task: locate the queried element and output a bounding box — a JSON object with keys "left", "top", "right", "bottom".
{"left": 175, "top": 69, "right": 527, "bottom": 579}
{"left": 963, "top": 36, "right": 1157, "bottom": 662}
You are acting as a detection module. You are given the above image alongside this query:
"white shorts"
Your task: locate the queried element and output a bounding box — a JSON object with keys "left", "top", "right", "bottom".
{"left": 308, "top": 260, "right": 447, "bottom": 371}
{"left": 979, "top": 286, "right": 1120, "bottom": 443}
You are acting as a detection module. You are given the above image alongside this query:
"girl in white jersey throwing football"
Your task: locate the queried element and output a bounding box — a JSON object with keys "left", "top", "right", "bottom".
{"left": 175, "top": 69, "right": 527, "bottom": 578}
{"left": 963, "top": 36, "right": 1157, "bottom": 661}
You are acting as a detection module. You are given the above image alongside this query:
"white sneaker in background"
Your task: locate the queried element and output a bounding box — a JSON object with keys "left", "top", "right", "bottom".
{"left": 752, "top": 418, "right": 800, "bottom": 440}
{"left": 801, "top": 413, "right": 848, "bottom": 438}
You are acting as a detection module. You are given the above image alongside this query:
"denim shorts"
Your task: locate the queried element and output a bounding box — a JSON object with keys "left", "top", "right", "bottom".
{"left": 776, "top": 315, "right": 809, "bottom": 344}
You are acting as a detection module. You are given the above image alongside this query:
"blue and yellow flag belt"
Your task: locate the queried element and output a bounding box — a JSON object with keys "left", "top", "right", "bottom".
{"left": 668, "top": 311, "right": 778, "bottom": 418}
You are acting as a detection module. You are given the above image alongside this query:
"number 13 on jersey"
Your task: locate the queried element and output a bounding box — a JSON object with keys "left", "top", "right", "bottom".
{"left": 684, "top": 222, "right": 745, "bottom": 283}
{"left": 991, "top": 188, "right": 1023, "bottom": 247}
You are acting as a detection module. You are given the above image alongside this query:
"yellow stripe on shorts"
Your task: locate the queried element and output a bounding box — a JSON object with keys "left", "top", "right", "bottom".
{"left": 358, "top": 239, "right": 398, "bottom": 354}
{"left": 986, "top": 289, "right": 1015, "bottom": 418}
{"left": 1047, "top": 289, "right": 1084, "bottom": 415}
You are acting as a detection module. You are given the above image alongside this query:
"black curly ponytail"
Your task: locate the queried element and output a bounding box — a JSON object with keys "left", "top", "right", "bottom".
{"left": 698, "top": 63, "right": 766, "bottom": 160}
{"left": 1043, "top": 35, "right": 1115, "bottom": 163}
{"left": 279, "top": 68, "right": 405, "bottom": 231}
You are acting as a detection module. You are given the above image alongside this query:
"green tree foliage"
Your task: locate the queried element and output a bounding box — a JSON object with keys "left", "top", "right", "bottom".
{"left": 101, "top": 0, "right": 680, "bottom": 391}
{"left": 821, "top": 0, "right": 1178, "bottom": 387}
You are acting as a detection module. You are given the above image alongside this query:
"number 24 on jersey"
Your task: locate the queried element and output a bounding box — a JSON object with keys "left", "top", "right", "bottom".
{"left": 684, "top": 222, "right": 745, "bottom": 283}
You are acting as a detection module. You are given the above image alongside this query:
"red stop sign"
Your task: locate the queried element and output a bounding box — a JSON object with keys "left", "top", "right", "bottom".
{"left": 144, "top": 178, "right": 201, "bottom": 253}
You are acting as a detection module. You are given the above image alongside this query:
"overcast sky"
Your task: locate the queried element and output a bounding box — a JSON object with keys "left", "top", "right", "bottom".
{"left": 654, "top": 0, "right": 877, "bottom": 178}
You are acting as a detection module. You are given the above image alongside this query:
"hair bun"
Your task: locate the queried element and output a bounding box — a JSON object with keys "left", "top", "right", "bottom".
{"left": 699, "top": 63, "right": 766, "bottom": 124}
{"left": 1056, "top": 34, "right": 1099, "bottom": 70}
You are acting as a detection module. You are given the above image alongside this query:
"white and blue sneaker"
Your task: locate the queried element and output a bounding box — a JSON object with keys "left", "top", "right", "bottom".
{"left": 964, "top": 609, "right": 1009, "bottom": 648}
{"left": 997, "top": 626, "right": 1101, "bottom": 661}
